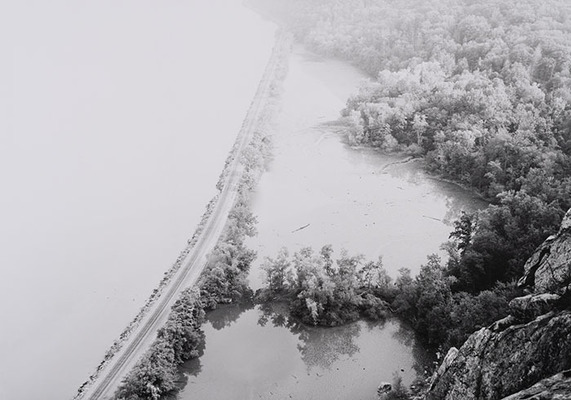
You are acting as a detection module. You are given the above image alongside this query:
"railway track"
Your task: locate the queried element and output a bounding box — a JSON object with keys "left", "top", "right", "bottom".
{"left": 77, "top": 30, "right": 287, "bottom": 400}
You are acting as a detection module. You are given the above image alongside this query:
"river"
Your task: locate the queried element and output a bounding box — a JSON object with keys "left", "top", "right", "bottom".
{"left": 175, "top": 46, "right": 485, "bottom": 399}
{"left": 0, "top": 2, "right": 275, "bottom": 399}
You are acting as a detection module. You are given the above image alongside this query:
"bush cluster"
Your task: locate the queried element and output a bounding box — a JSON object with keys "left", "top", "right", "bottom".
{"left": 257, "top": 246, "right": 392, "bottom": 326}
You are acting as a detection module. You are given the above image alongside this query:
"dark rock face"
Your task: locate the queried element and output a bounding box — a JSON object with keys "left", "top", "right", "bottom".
{"left": 519, "top": 208, "right": 571, "bottom": 295}
{"left": 509, "top": 293, "right": 561, "bottom": 322}
{"left": 425, "top": 208, "right": 571, "bottom": 400}
{"left": 425, "top": 311, "right": 571, "bottom": 400}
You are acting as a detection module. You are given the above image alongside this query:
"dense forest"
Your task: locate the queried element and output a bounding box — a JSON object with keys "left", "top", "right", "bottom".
{"left": 249, "top": 0, "right": 571, "bottom": 355}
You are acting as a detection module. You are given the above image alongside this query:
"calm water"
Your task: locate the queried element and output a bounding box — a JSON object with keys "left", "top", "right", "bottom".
{"left": 176, "top": 47, "right": 485, "bottom": 400}
{"left": 179, "top": 304, "right": 425, "bottom": 400}
{"left": 0, "top": 2, "right": 275, "bottom": 399}
{"left": 248, "top": 47, "right": 486, "bottom": 289}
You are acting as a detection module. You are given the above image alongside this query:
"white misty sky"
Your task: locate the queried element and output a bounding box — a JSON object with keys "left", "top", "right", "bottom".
{"left": 0, "top": 1, "right": 275, "bottom": 399}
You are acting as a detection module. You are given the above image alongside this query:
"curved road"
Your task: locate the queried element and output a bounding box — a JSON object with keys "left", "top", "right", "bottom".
{"left": 78, "top": 31, "right": 286, "bottom": 400}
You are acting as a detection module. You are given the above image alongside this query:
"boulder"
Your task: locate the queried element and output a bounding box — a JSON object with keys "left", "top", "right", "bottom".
{"left": 425, "top": 311, "right": 571, "bottom": 400}
{"left": 519, "top": 208, "right": 571, "bottom": 295}
{"left": 509, "top": 293, "right": 561, "bottom": 322}
{"left": 430, "top": 347, "right": 459, "bottom": 385}
{"left": 489, "top": 315, "right": 517, "bottom": 332}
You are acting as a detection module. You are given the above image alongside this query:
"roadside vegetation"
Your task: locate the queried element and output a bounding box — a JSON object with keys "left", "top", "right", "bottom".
{"left": 115, "top": 195, "right": 260, "bottom": 400}
{"left": 115, "top": 288, "right": 205, "bottom": 400}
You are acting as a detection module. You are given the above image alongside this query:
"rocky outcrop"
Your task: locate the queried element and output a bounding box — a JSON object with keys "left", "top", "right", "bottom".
{"left": 508, "top": 293, "right": 561, "bottom": 322}
{"left": 425, "top": 311, "right": 571, "bottom": 400}
{"left": 425, "top": 208, "right": 571, "bottom": 400}
{"left": 519, "top": 208, "right": 571, "bottom": 295}
{"left": 500, "top": 370, "right": 571, "bottom": 400}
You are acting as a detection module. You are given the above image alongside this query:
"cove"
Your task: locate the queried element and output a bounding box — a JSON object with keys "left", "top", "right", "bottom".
{"left": 178, "top": 304, "right": 427, "bottom": 400}
{"left": 248, "top": 46, "right": 487, "bottom": 289}
{"left": 176, "top": 46, "right": 485, "bottom": 399}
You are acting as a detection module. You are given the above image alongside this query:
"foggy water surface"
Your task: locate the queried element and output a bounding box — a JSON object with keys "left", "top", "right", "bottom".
{"left": 248, "top": 47, "right": 486, "bottom": 289}
{"left": 0, "top": 2, "right": 275, "bottom": 399}
{"left": 175, "top": 46, "right": 484, "bottom": 400}
{"left": 178, "top": 304, "right": 425, "bottom": 400}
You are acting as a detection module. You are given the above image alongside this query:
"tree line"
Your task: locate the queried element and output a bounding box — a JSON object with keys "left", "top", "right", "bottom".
{"left": 256, "top": 245, "right": 519, "bottom": 352}
{"left": 250, "top": 0, "right": 571, "bottom": 292}
{"left": 248, "top": 0, "right": 571, "bottom": 355}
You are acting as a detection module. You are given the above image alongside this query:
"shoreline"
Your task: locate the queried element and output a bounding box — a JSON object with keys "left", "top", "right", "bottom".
{"left": 346, "top": 141, "right": 490, "bottom": 204}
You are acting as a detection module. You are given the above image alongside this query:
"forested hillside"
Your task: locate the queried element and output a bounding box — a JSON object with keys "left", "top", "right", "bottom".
{"left": 249, "top": 0, "right": 571, "bottom": 356}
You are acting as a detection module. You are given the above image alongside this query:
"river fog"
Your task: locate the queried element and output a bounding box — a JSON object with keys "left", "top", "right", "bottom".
{"left": 0, "top": 2, "right": 275, "bottom": 399}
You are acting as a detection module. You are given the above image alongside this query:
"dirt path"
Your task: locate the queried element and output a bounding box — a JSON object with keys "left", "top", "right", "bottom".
{"left": 76, "top": 31, "right": 287, "bottom": 400}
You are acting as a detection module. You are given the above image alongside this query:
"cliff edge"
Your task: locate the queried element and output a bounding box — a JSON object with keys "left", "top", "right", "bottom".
{"left": 424, "top": 209, "right": 571, "bottom": 400}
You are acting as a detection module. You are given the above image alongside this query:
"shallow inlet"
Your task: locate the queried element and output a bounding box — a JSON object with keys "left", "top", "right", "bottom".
{"left": 178, "top": 304, "right": 426, "bottom": 400}
{"left": 175, "top": 46, "right": 485, "bottom": 400}
{"left": 248, "top": 46, "right": 486, "bottom": 288}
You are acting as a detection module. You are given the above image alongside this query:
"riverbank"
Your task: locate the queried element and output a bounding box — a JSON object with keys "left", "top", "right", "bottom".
{"left": 341, "top": 141, "right": 491, "bottom": 205}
